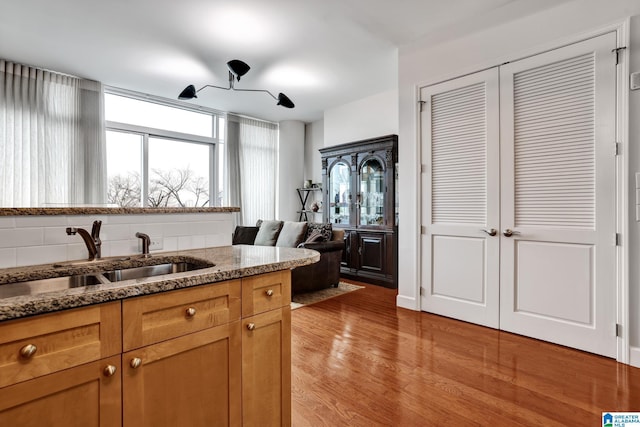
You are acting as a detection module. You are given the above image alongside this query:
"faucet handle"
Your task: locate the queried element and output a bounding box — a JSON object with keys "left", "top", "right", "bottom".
{"left": 91, "top": 220, "right": 102, "bottom": 239}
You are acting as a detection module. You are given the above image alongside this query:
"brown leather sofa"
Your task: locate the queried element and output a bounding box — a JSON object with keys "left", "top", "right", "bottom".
{"left": 232, "top": 222, "right": 344, "bottom": 295}
{"left": 292, "top": 229, "right": 344, "bottom": 294}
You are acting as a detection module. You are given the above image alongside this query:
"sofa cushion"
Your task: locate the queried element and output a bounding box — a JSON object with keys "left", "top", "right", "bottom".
{"left": 306, "top": 222, "right": 333, "bottom": 242}
{"left": 254, "top": 220, "right": 284, "bottom": 246}
{"left": 232, "top": 226, "right": 259, "bottom": 245}
{"left": 276, "top": 221, "right": 308, "bottom": 247}
{"left": 300, "top": 229, "right": 326, "bottom": 246}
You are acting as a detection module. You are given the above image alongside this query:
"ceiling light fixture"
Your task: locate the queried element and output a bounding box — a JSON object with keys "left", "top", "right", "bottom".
{"left": 178, "top": 59, "right": 295, "bottom": 108}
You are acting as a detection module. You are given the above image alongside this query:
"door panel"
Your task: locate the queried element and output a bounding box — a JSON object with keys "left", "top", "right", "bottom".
{"left": 420, "top": 68, "right": 500, "bottom": 328}
{"left": 514, "top": 241, "right": 593, "bottom": 324}
{"left": 432, "top": 236, "right": 486, "bottom": 304}
{"left": 499, "top": 33, "right": 617, "bottom": 357}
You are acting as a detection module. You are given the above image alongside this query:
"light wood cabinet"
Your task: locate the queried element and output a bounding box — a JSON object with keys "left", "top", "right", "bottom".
{"left": 0, "top": 355, "right": 122, "bottom": 426}
{"left": 0, "top": 271, "right": 291, "bottom": 426}
{"left": 123, "top": 322, "right": 242, "bottom": 427}
{"left": 0, "top": 302, "right": 121, "bottom": 426}
{"left": 241, "top": 269, "right": 292, "bottom": 426}
{"left": 123, "top": 280, "right": 241, "bottom": 351}
{"left": 242, "top": 307, "right": 291, "bottom": 427}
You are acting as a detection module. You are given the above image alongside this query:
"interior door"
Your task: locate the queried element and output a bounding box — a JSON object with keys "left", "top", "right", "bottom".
{"left": 420, "top": 68, "right": 500, "bottom": 328}
{"left": 499, "top": 33, "right": 617, "bottom": 357}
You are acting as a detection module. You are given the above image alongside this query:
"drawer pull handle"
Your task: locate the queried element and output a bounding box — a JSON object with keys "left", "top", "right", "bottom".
{"left": 185, "top": 307, "right": 197, "bottom": 317}
{"left": 103, "top": 365, "right": 117, "bottom": 377}
{"left": 19, "top": 344, "right": 37, "bottom": 359}
{"left": 246, "top": 323, "right": 256, "bottom": 331}
{"left": 130, "top": 357, "right": 142, "bottom": 369}
{"left": 265, "top": 289, "right": 274, "bottom": 297}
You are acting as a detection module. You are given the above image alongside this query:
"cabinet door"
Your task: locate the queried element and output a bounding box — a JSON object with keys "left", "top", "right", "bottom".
{"left": 358, "top": 157, "right": 385, "bottom": 226}
{"left": 327, "top": 160, "right": 352, "bottom": 225}
{"left": 341, "top": 230, "right": 352, "bottom": 268}
{"left": 123, "top": 322, "right": 242, "bottom": 427}
{"left": 242, "top": 307, "right": 291, "bottom": 427}
{"left": 0, "top": 355, "right": 121, "bottom": 427}
{"left": 357, "top": 232, "right": 385, "bottom": 274}
{"left": 0, "top": 301, "right": 121, "bottom": 388}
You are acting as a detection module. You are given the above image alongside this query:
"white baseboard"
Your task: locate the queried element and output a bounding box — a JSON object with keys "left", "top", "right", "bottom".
{"left": 630, "top": 346, "right": 640, "bottom": 368}
{"left": 396, "top": 295, "right": 419, "bottom": 311}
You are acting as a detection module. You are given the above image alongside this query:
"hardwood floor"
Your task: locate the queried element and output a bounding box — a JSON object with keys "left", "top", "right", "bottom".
{"left": 291, "top": 281, "right": 640, "bottom": 426}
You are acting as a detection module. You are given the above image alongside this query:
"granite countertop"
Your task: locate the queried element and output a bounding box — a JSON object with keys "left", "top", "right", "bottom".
{"left": 0, "top": 245, "right": 319, "bottom": 322}
{"left": 0, "top": 206, "right": 240, "bottom": 216}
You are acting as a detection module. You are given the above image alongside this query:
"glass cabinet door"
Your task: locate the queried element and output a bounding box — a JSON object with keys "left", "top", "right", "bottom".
{"left": 328, "top": 161, "right": 351, "bottom": 224}
{"left": 359, "top": 158, "right": 384, "bottom": 225}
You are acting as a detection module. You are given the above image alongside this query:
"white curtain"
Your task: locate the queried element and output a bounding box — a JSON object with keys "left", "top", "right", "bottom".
{"left": 0, "top": 60, "right": 106, "bottom": 207}
{"left": 227, "top": 114, "right": 278, "bottom": 226}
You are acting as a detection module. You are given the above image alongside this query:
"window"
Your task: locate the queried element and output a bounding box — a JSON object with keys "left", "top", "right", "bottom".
{"left": 105, "top": 91, "right": 225, "bottom": 207}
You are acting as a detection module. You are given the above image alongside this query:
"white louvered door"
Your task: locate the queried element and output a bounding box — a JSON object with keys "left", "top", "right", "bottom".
{"left": 420, "top": 68, "right": 500, "bottom": 328}
{"left": 420, "top": 33, "right": 617, "bottom": 357}
{"left": 499, "top": 33, "right": 617, "bottom": 357}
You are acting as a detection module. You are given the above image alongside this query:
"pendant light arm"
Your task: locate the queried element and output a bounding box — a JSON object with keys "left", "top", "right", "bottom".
{"left": 195, "top": 83, "right": 232, "bottom": 93}
{"left": 232, "top": 87, "right": 278, "bottom": 100}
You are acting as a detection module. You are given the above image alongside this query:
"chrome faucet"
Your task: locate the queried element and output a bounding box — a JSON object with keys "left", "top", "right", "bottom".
{"left": 66, "top": 220, "right": 102, "bottom": 261}
{"left": 135, "top": 232, "right": 151, "bottom": 257}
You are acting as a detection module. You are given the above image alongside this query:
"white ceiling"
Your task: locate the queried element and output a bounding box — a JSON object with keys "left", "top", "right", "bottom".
{"left": 0, "top": 0, "right": 569, "bottom": 123}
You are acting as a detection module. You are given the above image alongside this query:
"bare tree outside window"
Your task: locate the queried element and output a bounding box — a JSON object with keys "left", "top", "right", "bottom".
{"left": 148, "top": 167, "right": 209, "bottom": 207}
{"left": 107, "top": 172, "right": 141, "bottom": 207}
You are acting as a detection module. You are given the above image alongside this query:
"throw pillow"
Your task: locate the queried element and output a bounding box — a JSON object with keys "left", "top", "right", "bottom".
{"left": 306, "top": 222, "right": 333, "bottom": 242}
{"left": 232, "top": 226, "right": 259, "bottom": 245}
{"left": 276, "top": 221, "right": 308, "bottom": 247}
{"left": 303, "top": 229, "right": 326, "bottom": 244}
{"left": 254, "top": 220, "right": 284, "bottom": 246}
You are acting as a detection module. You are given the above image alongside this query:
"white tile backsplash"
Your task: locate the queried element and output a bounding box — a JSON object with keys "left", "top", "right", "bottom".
{"left": 0, "top": 217, "right": 16, "bottom": 229}
{"left": 15, "top": 216, "right": 68, "bottom": 227}
{"left": 0, "top": 212, "right": 233, "bottom": 268}
{"left": 44, "top": 227, "right": 74, "bottom": 245}
{"left": 17, "top": 245, "right": 67, "bottom": 266}
{"left": 101, "top": 224, "right": 132, "bottom": 241}
{"left": 0, "top": 228, "right": 44, "bottom": 248}
{"left": 0, "top": 248, "right": 16, "bottom": 268}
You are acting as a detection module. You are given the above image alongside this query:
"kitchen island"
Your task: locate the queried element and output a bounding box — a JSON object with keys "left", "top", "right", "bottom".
{"left": 0, "top": 245, "right": 318, "bottom": 426}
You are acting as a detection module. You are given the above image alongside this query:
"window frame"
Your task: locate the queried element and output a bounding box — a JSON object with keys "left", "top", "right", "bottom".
{"left": 104, "top": 87, "right": 226, "bottom": 207}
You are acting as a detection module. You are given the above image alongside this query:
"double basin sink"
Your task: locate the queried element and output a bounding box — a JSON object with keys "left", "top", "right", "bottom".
{"left": 0, "top": 257, "right": 215, "bottom": 299}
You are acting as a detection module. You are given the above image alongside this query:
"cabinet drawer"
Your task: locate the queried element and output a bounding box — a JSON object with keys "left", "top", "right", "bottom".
{"left": 0, "top": 302, "right": 121, "bottom": 388}
{"left": 123, "top": 280, "right": 241, "bottom": 351}
{"left": 0, "top": 355, "right": 122, "bottom": 426}
{"left": 242, "top": 270, "right": 291, "bottom": 317}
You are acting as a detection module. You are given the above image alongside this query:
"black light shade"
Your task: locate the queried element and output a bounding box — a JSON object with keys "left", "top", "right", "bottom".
{"left": 227, "top": 59, "right": 250, "bottom": 81}
{"left": 277, "top": 92, "right": 295, "bottom": 108}
{"left": 178, "top": 84, "right": 197, "bottom": 100}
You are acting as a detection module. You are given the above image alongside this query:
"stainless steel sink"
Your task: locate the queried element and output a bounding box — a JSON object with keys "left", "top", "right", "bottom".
{"left": 0, "top": 273, "right": 108, "bottom": 299}
{"left": 0, "top": 258, "right": 213, "bottom": 299}
{"left": 102, "top": 261, "right": 208, "bottom": 282}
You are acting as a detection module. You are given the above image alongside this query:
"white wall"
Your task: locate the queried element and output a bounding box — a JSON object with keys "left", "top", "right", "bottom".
{"left": 323, "top": 89, "right": 399, "bottom": 146}
{"left": 0, "top": 212, "right": 233, "bottom": 268}
{"left": 304, "top": 119, "right": 324, "bottom": 184}
{"left": 278, "top": 120, "right": 305, "bottom": 221}
{"left": 397, "top": 0, "right": 640, "bottom": 364}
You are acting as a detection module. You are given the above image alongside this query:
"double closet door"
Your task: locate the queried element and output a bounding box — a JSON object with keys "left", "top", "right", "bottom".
{"left": 420, "top": 32, "right": 618, "bottom": 358}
